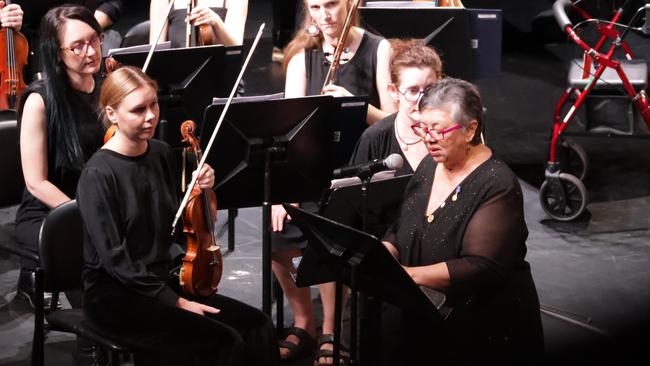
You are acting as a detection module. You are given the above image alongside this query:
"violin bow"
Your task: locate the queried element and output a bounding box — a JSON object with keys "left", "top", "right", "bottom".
{"left": 321, "top": 0, "right": 360, "bottom": 89}
{"left": 171, "top": 23, "right": 266, "bottom": 233}
{"left": 143, "top": 0, "right": 176, "bottom": 73}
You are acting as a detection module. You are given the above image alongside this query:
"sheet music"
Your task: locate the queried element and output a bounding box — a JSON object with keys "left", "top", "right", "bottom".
{"left": 329, "top": 170, "right": 397, "bottom": 190}
{"left": 107, "top": 41, "right": 172, "bottom": 56}
{"left": 364, "top": 1, "right": 439, "bottom": 9}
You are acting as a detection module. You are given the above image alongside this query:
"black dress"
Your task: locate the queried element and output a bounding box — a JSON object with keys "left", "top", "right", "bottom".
{"left": 305, "top": 30, "right": 383, "bottom": 109}
{"left": 14, "top": 77, "right": 103, "bottom": 270}
{"left": 381, "top": 155, "right": 544, "bottom": 365}
{"left": 77, "top": 139, "right": 280, "bottom": 366}
{"left": 349, "top": 112, "right": 414, "bottom": 176}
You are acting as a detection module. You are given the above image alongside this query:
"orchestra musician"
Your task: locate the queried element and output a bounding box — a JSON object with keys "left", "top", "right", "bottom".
{"left": 77, "top": 65, "right": 280, "bottom": 366}
{"left": 381, "top": 78, "right": 544, "bottom": 365}
{"left": 271, "top": 0, "right": 396, "bottom": 362}
{"left": 149, "top": 0, "right": 248, "bottom": 48}
{"left": 14, "top": 5, "right": 104, "bottom": 309}
{"left": 316, "top": 38, "right": 444, "bottom": 366}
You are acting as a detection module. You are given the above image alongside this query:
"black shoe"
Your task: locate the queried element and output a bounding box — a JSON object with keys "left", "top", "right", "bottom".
{"left": 16, "top": 268, "right": 36, "bottom": 308}
{"left": 76, "top": 338, "right": 109, "bottom": 366}
{"left": 16, "top": 268, "right": 60, "bottom": 310}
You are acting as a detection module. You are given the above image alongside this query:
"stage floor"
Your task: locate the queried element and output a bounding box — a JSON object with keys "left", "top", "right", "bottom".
{"left": 2, "top": 1, "right": 650, "bottom": 365}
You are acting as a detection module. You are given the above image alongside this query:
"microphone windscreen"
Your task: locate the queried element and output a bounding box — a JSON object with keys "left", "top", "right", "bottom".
{"left": 385, "top": 153, "right": 404, "bottom": 170}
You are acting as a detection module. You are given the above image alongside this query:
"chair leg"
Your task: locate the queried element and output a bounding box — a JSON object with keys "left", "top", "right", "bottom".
{"left": 31, "top": 268, "right": 45, "bottom": 366}
{"left": 227, "top": 208, "right": 237, "bottom": 252}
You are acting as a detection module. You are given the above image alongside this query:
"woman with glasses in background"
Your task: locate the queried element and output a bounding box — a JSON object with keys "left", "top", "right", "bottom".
{"left": 380, "top": 78, "right": 544, "bottom": 365}
{"left": 14, "top": 5, "right": 105, "bottom": 313}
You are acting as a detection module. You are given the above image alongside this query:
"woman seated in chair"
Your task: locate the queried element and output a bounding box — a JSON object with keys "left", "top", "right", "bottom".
{"left": 76, "top": 65, "right": 280, "bottom": 366}
{"left": 149, "top": 0, "right": 248, "bottom": 48}
{"left": 270, "top": 0, "right": 396, "bottom": 362}
{"left": 15, "top": 5, "right": 104, "bottom": 308}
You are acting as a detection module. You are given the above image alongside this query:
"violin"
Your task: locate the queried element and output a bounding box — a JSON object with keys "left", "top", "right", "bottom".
{"left": 186, "top": 0, "right": 217, "bottom": 47}
{"left": 322, "top": 0, "right": 360, "bottom": 89}
{"left": 178, "top": 119, "right": 222, "bottom": 296}
{"left": 0, "top": 0, "right": 28, "bottom": 110}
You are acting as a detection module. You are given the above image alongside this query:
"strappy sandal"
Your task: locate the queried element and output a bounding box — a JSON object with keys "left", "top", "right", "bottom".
{"left": 314, "top": 334, "right": 348, "bottom": 366}
{"left": 279, "top": 326, "right": 316, "bottom": 362}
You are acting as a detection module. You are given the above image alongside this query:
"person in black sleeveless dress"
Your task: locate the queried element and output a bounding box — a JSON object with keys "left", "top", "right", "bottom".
{"left": 15, "top": 5, "right": 104, "bottom": 309}
{"left": 381, "top": 78, "right": 544, "bottom": 365}
{"left": 149, "top": 0, "right": 247, "bottom": 48}
{"left": 272, "top": 0, "right": 396, "bottom": 363}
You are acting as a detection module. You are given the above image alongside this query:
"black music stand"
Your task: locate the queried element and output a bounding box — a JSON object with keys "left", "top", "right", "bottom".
{"left": 330, "top": 96, "right": 369, "bottom": 169}
{"left": 199, "top": 95, "right": 336, "bottom": 316}
{"left": 360, "top": 4, "right": 473, "bottom": 79}
{"left": 284, "top": 204, "right": 443, "bottom": 366}
{"left": 308, "top": 173, "right": 411, "bottom": 365}
{"left": 109, "top": 45, "right": 243, "bottom": 147}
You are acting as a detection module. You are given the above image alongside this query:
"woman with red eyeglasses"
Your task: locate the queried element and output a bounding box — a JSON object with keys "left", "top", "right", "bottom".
{"left": 14, "top": 5, "right": 105, "bottom": 312}
{"left": 380, "top": 78, "right": 544, "bottom": 365}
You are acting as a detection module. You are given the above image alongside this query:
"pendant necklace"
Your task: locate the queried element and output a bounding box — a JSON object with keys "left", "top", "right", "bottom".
{"left": 394, "top": 122, "right": 422, "bottom": 151}
{"left": 427, "top": 185, "right": 462, "bottom": 223}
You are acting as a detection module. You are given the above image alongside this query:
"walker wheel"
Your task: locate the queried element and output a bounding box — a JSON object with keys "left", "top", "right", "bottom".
{"left": 559, "top": 138, "right": 588, "bottom": 181}
{"left": 539, "top": 173, "right": 588, "bottom": 221}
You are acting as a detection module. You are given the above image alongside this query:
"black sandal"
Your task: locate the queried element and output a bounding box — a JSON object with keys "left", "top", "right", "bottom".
{"left": 315, "top": 334, "right": 348, "bottom": 366}
{"left": 279, "top": 326, "right": 316, "bottom": 361}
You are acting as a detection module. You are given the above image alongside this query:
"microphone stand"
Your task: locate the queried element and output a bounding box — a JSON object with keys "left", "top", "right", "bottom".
{"left": 346, "top": 168, "right": 372, "bottom": 366}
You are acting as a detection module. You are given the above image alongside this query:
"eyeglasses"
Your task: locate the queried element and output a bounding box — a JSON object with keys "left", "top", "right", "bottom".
{"left": 397, "top": 87, "right": 427, "bottom": 104}
{"left": 61, "top": 35, "right": 103, "bottom": 56}
{"left": 411, "top": 123, "right": 464, "bottom": 141}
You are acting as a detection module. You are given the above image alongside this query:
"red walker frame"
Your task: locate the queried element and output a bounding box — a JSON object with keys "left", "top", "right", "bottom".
{"left": 540, "top": 0, "right": 650, "bottom": 221}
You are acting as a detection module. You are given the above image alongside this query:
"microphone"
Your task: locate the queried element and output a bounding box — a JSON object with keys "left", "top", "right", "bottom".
{"left": 333, "top": 153, "right": 404, "bottom": 178}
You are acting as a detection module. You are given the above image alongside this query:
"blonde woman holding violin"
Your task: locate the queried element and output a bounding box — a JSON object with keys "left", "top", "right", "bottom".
{"left": 149, "top": 0, "right": 248, "bottom": 48}
{"left": 77, "top": 65, "right": 280, "bottom": 366}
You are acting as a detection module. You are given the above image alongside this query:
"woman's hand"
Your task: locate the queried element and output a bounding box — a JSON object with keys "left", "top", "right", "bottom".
{"left": 322, "top": 84, "right": 353, "bottom": 98}
{"left": 195, "top": 164, "right": 215, "bottom": 190}
{"left": 187, "top": 5, "right": 222, "bottom": 28}
{"left": 177, "top": 297, "right": 220, "bottom": 316}
{"left": 271, "top": 203, "right": 299, "bottom": 232}
{"left": 0, "top": 1, "right": 23, "bottom": 31}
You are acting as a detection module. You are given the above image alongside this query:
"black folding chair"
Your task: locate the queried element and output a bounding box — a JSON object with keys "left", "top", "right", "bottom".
{"left": 32, "top": 200, "right": 133, "bottom": 366}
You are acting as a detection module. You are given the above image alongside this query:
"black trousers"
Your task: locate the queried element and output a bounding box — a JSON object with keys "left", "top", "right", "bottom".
{"left": 84, "top": 276, "right": 281, "bottom": 366}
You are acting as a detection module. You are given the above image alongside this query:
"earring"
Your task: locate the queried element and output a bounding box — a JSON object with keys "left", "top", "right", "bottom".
{"left": 306, "top": 21, "right": 320, "bottom": 37}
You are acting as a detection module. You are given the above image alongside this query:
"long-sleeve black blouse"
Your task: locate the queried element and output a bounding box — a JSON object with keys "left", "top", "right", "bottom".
{"left": 77, "top": 139, "right": 181, "bottom": 306}
{"left": 384, "top": 155, "right": 544, "bottom": 357}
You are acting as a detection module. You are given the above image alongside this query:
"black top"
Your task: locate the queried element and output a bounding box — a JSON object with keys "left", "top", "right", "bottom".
{"left": 168, "top": 6, "right": 228, "bottom": 49}
{"left": 349, "top": 112, "right": 413, "bottom": 176}
{"left": 77, "top": 140, "right": 182, "bottom": 307}
{"left": 384, "top": 155, "right": 543, "bottom": 358}
{"left": 305, "top": 31, "right": 383, "bottom": 108}
{"left": 15, "top": 77, "right": 103, "bottom": 227}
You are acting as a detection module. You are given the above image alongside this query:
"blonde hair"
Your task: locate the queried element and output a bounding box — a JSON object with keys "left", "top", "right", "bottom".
{"left": 99, "top": 66, "right": 158, "bottom": 128}
{"left": 282, "top": 0, "right": 361, "bottom": 71}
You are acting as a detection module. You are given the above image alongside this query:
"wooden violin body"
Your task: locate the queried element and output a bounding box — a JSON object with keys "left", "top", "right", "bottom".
{"left": 187, "top": 0, "right": 217, "bottom": 47}
{"left": 0, "top": 0, "right": 28, "bottom": 111}
{"left": 178, "top": 120, "right": 222, "bottom": 296}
